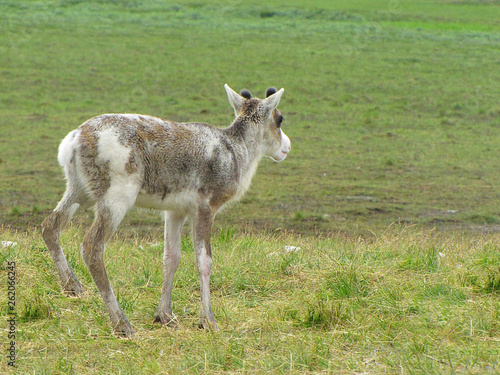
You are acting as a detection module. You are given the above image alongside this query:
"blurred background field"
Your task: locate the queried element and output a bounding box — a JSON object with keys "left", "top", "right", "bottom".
{"left": 1, "top": 0, "right": 500, "bottom": 373}
{"left": 1, "top": 0, "right": 499, "bottom": 236}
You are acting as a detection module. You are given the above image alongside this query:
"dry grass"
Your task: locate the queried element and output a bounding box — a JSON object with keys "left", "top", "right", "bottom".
{"left": 1, "top": 224, "right": 499, "bottom": 373}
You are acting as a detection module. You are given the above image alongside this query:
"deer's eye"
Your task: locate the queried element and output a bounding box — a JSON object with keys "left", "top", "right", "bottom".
{"left": 277, "top": 115, "right": 284, "bottom": 128}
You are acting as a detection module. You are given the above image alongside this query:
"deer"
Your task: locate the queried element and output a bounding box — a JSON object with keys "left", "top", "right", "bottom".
{"left": 41, "top": 84, "right": 291, "bottom": 336}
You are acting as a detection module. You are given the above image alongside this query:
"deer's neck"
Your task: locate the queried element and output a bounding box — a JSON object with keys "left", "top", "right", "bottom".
{"left": 224, "top": 119, "right": 264, "bottom": 200}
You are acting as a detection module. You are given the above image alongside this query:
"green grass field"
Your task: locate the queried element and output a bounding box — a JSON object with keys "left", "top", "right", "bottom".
{"left": 1, "top": 0, "right": 500, "bottom": 373}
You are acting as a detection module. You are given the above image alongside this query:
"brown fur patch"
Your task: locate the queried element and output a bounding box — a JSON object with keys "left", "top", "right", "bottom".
{"left": 125, "top": 154, "right": 138, "bottom": 174}
{"left": 79, "top": 124, "right": 111, "bottom": 198}
{"left": 240, "top": 99, "right": 262, "bottom": 124}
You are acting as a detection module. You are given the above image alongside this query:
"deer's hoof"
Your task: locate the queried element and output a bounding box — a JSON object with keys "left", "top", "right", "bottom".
{"left": 153, "top": 313, "right": 178, "bottom": 328}
{"left": 62, "top": 276, "right": 85, "bottom": 297}
{"left": 197, "top": 318, "right": 219, "bottom": 332}
{"left": 114, "top": 322, "right": 135, "bottom": 337}
{"left": 112, "top": 313, "right": 135, "bottom": 337}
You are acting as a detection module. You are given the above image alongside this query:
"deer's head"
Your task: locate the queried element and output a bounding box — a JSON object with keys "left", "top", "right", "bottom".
{"left": 225, "top": 84, "right": 291, "bottom": 162}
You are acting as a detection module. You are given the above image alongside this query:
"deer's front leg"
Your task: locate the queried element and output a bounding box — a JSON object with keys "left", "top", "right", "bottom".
{"left": 193, "top": 203, "right": 218, "bottom": 331}
{"left": 154, "top": 212, "right": 187, "bottom": 327}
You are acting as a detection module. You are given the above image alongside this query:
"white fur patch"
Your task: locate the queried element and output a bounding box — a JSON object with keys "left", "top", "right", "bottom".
{"left": 96, "top": 129, "right": 142, "bottom": 209}
{"left": 121, "top": 114, "right": 142, "bottom": 121}
{"left": 135, "top": 190, "right": 200, "bottom": 214}
{"left": 104, "top": 181, "right": 141, "bottom": 222}
{"left": 121, "top": 114, "right": 163, "bottom": 124}
{"left": 271, "top": 129, "right": 291, "bottom": 162}
{"left": 233, "top": 158, "right": 259, "bottom": 202}
{"left": 58, "top": 129, "right": 81, "bottom": 167}
{"left": 97, "top": 129, "right": 132, "bottom": 174}
{"left": 203, "top": 135, "right": 218, "bottom": 159}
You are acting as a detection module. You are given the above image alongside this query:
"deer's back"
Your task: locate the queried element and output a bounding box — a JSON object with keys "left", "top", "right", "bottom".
{"left": 67, "top": 114, "right": 240, "bottom": 210}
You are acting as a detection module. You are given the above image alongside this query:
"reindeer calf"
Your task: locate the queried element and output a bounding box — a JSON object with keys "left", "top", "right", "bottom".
{"left": 41, "top": 85, "right": 291, "bottom": 336}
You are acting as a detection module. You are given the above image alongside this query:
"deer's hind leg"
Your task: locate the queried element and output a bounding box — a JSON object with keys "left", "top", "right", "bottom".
{"left": 80, "top": 190, "right": 138, "bottom": 337}
{"left": 42, "top": 187, "right": 88, "bottom": 296}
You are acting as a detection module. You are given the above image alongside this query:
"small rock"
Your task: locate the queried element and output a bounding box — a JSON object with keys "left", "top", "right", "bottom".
{"left": 267, "top": 246, "right": 302, "bottom": 257}
{"left": 284, "top": 246, "right": 301, "bottom": 253}
{"left": 1, "top": 241, "right": 18, "bottom": 248}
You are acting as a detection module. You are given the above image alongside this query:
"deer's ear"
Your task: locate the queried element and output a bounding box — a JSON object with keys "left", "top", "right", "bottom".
{"left": 225, "top": 84, "right": 245, "bottom": 117}
{"left": 261, "top": 87, "right": 284, "bottom": 113}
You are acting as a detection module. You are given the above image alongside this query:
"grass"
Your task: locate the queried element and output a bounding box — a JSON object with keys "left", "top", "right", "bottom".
{"left": 1, "top": 225, "right": 500, "bottom": 373}
{"left": 1, "top": 0, "right": 500, "bottom": 373}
